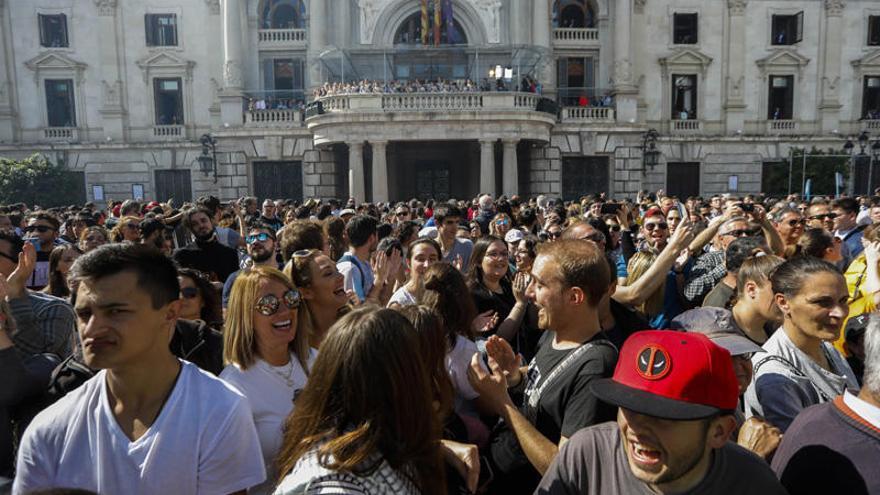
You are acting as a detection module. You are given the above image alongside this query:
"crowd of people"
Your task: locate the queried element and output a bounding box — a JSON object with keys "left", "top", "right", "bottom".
{"left": 313, "top": 75, "right": 542, "bottom": 99}
{"left": 0, "top": 188, "right": 878, "bottom": 494}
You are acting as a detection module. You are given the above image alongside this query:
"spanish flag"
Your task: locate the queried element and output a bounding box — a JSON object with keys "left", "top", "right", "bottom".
{"left": 421, "top": 0, "right": 429, "bottom": 45}
{"left": 433, "top": 0, "right": 442, "bottom": 46}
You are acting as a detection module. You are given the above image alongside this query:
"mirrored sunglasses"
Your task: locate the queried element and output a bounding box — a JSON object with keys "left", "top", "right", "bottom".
{"left": 255, "top": 289, "right": 301, "bottom": 316}
{"left": 246, "top": 232, "right": 272, "bottom": 244}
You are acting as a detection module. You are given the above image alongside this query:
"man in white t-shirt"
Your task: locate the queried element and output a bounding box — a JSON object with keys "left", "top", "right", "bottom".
{"left": 14, "top": 243, "right": 264, "bottom": 495}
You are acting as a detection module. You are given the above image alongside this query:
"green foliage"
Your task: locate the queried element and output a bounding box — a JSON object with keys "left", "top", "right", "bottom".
{"left": 761, "top": 147, "right": 851, "bottom": 197}
{"left": 0, "top": 154, "right": 83, "bottom": 207}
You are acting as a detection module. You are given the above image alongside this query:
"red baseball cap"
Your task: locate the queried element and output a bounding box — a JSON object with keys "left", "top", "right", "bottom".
{"left": 590, "top": 330, "right": 739, "bottom": 420}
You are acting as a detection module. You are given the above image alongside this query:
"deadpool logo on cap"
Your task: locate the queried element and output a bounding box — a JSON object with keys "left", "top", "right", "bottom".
{"left": 636, "top": 345, "right": 671, "bottom": 380}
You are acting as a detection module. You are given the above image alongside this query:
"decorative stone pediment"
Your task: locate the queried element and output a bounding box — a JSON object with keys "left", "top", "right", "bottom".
{"left": 24, "top": 52, "right": 87, "bottom": 83}
{"left": 135, "top": 51, "right": 195, "bottom": 83}
{"left": 659, "top": 48, "right": 713, "bottom": 76}
{"left": 851, "top": 50, "right": 880, "bottom": 69}
{"left": 756, "top": 49, "right": 810, "bottom": 72}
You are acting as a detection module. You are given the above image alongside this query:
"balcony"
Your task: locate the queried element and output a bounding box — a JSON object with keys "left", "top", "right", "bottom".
{"left": 305, "top": 91, "right": 556, "bottom": 145}
{"left": 767, "top": 120, "right": 798, "bottom": 133}
{"left": 42, "top": 127, "right": 78, "bottom": 142}
{"left": 245, "top": 108, "right": 303, "bottom": 128}
{"left": 552, "top": 28, "right": 600, "bottom": 48}
{"left": 670, "top": 119, "right": 702, "bottom": 133}
{"left": 152, "top": 125, "right": 185, "bottom": 140}
{"left": 560, "top": 107, "right": 615, "bottom": 123}
{"left": 863, "top": 120, "right": 880, "bottom": 131}
{"left": 258, "top": 29, "right": 307, "bottom": 50}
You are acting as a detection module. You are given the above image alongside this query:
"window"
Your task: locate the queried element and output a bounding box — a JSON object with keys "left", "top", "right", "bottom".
{"left": 45, "top": 79, "right": 76, "bottom": 127}
{"left": 145, "top": 14, "right": 178, "bottom": 47}
{"left": 869, "top": 16, "right": 880, "bottom": 46}
{"left": 673, "top": 13, "right": 698, "bottom": 44}
{"left": 771, "top": 12, "right": 803, "bottom": 45}
{"left": 154, "top": 78, "right": 183, "bottom": 125}
{"left": 392, "top": 11, "right": 467, "bottom": 45}
{"left": 864, "top": 77, "right": 880, "bottom": 120}
{"left": 553, "top": 0, "right": 596, "bottom": 29}
{"left": 260, "top": 0, "right": 306, "bottom": 29}
{"left": 556, "top": 57, "right": 598, "bottom": 106}
{"left": 261, "top": 59, "right": 305, "bottom": 106}
{"left": 672, "top": 75, "right": 697, "bottom": 120}
{"left": 39, "top": 14, "right": 68, "bottom": 48}
{"left": 768, "top": 75, "right": 794, "bottom": 120}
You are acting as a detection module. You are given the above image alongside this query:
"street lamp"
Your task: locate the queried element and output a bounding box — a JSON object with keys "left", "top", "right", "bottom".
{"left": 871, "top": 137, "right": 880, "bottom": 195}
{"left": 197, "top": 133, "right": 218, "bottom": 183}
{"left": 642, "top": 128, "right": 661, "bottom": 172}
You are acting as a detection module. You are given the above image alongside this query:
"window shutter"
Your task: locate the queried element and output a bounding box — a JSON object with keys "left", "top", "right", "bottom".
{"left": 145, "top": 14, "right": 154, "bottom": 45}
{"left": 795, "top": 11, "right": 804, "bottom": 43}
{"left": 38, "top": 14, "right": 48, "bottom": 46}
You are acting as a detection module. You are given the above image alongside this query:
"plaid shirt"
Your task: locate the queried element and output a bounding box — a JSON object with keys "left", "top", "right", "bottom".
{"left": 8, "top": 291, "right": 76, "bottom": 359}
{"left": 683, "top": 250, "right": 727, "bottom": 303}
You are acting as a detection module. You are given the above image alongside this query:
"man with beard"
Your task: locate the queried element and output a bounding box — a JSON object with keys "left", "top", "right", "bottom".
{"left": 222, "top": 224, "right": 280, "bottom": 310}
{"left": 172, "top": 208, "right": 239, "bottom": 283}
{"left": 468, "top": 239, "right": 618, "bottom": 492}
{"left": 536, "top": 331, "right": 786, "bottom": 495}
{"left": 138, "top": 218, "right": 169, "bottom": 255}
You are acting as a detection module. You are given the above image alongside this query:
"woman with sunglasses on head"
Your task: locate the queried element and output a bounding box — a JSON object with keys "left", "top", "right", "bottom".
{"left": 221, "top": 265, "right": 313, "bottom": 495}
{"left": 274, "top": 307, "right": 449, "bottom": 495}
{"left": 388, "top": 238, "right": 441, "bottom": 308}
{"left": 285, "top": 249, "right": 350, "bottom": 349}
{"left": 178, "top": 268, "right": 223, "bottom": 329}
{"left": 744, "top": 257, "right": 859, "bottom": 433}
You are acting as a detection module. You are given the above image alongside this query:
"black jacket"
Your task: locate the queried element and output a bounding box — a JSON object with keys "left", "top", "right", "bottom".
{"left": 169, "top": 319, "right": 224, "bottom": 376}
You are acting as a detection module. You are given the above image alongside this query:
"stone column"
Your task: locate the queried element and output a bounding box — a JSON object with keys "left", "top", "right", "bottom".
{"left": 307, "top": 0, "right": 326, "bottom": 89}
{"left": 480, "top": 139, "right": 496, "bottom": 196}
{"left": 0, "top": 0, "right": 17, "bottom": 142}
{"left": 95, "top": 0, "right": 125, "bottom": 140}
{"left": 612, "top": 0, "right": 638, "bottom": 123}
{"left": 533, "top": 0, "right": 555, "bottom": 98}
{"left": 348, "top": 142, "right": 365, "bottom": 202}
{"left": 724, "top": 0, "right": 747, "bottom": 133}
{"left": 502, "top": 140, "right": 519, "bottom": 197}
{"left": 371, "top": 141, "right": 389, "bottom": 203}
{"left": 820, "top": 0, "right": 845, "bottom": 133}
{"left": 220, "top": 0, "right": 245, "bottom": 126}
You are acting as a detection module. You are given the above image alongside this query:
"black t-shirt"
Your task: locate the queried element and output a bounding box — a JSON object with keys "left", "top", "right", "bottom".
{"left": 603, "top": 300, "right": 650, "bottom": 350}
{"left": 472, "top": 280, "right": 541, "bottom": 360}
{"left": 537, "top": 422, "right": 787, "bottom": 495}
{"left": 489, "top": 331, "right": 618, "bottom": 491}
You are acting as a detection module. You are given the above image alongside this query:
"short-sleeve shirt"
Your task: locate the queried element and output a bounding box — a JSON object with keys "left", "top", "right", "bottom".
{"left": 536, "top": 422, "right": 787, "bottom": 495}
{"left": 337, "top": 253, "right": 374, "bottom": 303}
{"left": 13, "top": 361, "right": 265, "bottom": 495}
{"left": 489, "top": 331, "right": 618, "bottom": 488}
{"left": 443, "top": 237, "right": 474, "bottom": 270}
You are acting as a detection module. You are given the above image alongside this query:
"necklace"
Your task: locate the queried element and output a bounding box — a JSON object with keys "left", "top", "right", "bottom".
{"left": 265, "top": 356, "right": 295, "bottom": 388}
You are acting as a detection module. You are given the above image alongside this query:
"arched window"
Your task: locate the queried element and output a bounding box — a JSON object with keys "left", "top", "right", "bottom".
{"left": 553, "top": 0, "right": 596, "bottom": 29}
{"left": 393, "top": 11, "right": 467, "bottom": 45}
{"left": 260, "top": 0, "right": 306, "bottom": 29}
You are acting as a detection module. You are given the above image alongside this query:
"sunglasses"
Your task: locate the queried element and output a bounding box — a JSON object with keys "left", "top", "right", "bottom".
{"left": 547, "top": 231, "right": 562, "bottom": 238}
{"left": 180, "top": 287, "right": 200, "bottom": 299}
{"left": 643, "top": 222, "right": 668, "bottom": 231}
{"left": 808, "top": 213, "right": 838, "bottom": 221}
{"left": 723, "top": 228, "right": 760, "bottom": 238}
{"left": 292, "top": 249, "right": 317, "bottom": 258}
{"left": 606, "top": 224, "right": 622, "bottom": 232}
{"left": 255, "top": 289, "right": 302, "bottom": 316}
{"left": 579, "top": 232, "right": 607, "bottom": 244}
{"left": 396, "top": 211, "right": 410, "bottom": 216}
{"left": 25, "top": 225, "right": 55, "bottom": 233}
{"left": 246, "top": 232, "right": 272, "bottom": 244}
{"left": 495, "top": 219, "right": 509, "bottom": 226}
{"left": 787, "top": 219, "right": 806, "bottom": 227}
{"left": 125, "top": 223, "right": 139, "bottom": 230}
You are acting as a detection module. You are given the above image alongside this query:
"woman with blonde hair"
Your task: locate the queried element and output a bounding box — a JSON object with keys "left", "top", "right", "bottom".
{"left": 220, "top": 265, "right": 313, "bottom": 495}
{"left": 285, "top": 249, "right": 350, "bottom": 349}
{"left": 109, "top": 216, "right": 141, "bottom": 243}
{"left": 274, "top": 307, "right": 446, "bottom": 495}
{"left": 489, "top": 212, "right": 513, "bottom": 238}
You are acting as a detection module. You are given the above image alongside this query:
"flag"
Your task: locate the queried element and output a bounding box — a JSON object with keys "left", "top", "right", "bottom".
{"left": 443, "top": 0, "right": 459, "bottom": 44}
{"left": 421, "top": 0, "right": 429, "bottom": 45}
{"left": 433, "top": 0, "right": 442, "bottom": 46}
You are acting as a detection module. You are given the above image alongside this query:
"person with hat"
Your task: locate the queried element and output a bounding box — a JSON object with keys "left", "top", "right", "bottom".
{"left": 536, "top": 330, "right": 787, "bottom": 494}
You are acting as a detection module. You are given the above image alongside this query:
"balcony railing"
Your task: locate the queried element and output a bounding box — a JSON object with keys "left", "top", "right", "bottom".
{"left": 561, "top": 107, "right": 615, "bottom": 122}
{"left": 863, "top": 120, "right": 880, "bottom": 131}
{"left": 767, "top": 120, "right": 798, "bottom": 132}
{"left": 382, "top": 93, "right": 484, "bottom": 111}
{"left": 671, "top": 119, "right": 702, "bottom": 132}
{"left": 153, "top": 125, "right": 184, "bottom": 139}
{"left": 245, "top": 108, "right": 303, "bottom": 127}
{"left": 306, "top": 92, "right": 561, "bottom": 119}
{"left": 552, "top": 28, "right": 600, "bottom": 47}
{"left": 258, "top": 29, "right": 307, "bottom": 49}
{"left": 43, "top": 127, "right": 77, "bottom": 141}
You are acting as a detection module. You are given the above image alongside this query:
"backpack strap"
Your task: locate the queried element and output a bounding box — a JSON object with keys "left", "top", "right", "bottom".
{"left": 339, "top": 254, "right": 367, "bottom": 301}
{"left": 526, "top": 339, "right": 616, "bottom": 411}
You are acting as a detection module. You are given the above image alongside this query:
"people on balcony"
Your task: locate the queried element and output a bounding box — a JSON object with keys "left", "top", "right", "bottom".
{"left": 313, "top": 77, "right": 542, "bottom": 99}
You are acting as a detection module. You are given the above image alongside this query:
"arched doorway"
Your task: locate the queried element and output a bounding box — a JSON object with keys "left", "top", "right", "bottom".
{"left": 260, "top": 0, "right": 306, "bottom": 29}
{"left": 393, "top": 11, "right": 468, "bottom": 45}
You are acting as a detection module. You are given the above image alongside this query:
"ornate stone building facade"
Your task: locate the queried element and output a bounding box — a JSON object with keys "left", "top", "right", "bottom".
{"left": 0, "top": 0, "right": 878, "bottom": 203}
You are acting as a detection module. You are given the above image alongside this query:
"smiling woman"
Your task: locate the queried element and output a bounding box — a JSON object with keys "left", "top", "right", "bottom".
{"left": 220, "top": 265, "right": 314, "bottom": 495}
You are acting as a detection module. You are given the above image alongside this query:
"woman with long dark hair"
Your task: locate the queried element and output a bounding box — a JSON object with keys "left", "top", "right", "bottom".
{"left": 177, "top": 268, "right": 223, "bottom": 329}
{"left": 274, "top": 307, "right": 446, "bottom": 495}
{"left": 745, "top": 257, "right": 859, "bottom": 432}
{"left": 42, "top": 244, "right": 82, "bottom": 299}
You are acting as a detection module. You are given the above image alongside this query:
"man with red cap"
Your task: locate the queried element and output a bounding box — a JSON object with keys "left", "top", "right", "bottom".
{"left": 536, "top": 330, "right": 786, "bottom": 494}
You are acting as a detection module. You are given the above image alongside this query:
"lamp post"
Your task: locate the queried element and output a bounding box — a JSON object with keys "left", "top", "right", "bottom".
{"left": 642, "top": 128, "right": 660, "bottom": 173}
{"left": 871, "top": 137, "right": 880, "bottom": 195}
{"left": 844, "top": 137, "right": 855, "bottom": 196}
{"left": 197, "top": 133, "right": 218, "bottom": 183}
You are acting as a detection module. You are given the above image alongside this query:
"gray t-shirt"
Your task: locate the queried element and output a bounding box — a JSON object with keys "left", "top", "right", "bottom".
{"left": 536, "top": 422, "right": 786, "bottom": 495}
